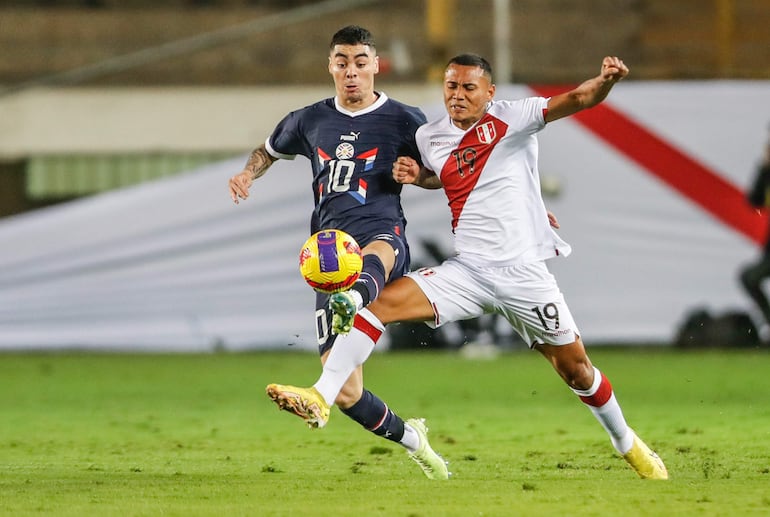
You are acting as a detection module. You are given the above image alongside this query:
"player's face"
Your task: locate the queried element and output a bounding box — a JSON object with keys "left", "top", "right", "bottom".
{"left": 328, "top": 44, "right": 379, "bottom": 111}
{"left": 443, "top": 64, "right": 495, "bottom": 130}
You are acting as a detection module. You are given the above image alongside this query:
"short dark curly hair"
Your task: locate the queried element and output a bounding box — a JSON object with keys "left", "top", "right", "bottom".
{"left": 330, "top": 25, "right": 376, "bottom": 49}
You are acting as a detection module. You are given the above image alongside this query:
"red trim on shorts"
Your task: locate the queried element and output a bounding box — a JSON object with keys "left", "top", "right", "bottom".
{"left": 353, "top": 314, "right": 383, "bottom": 343}
{"left": 579, "top": 372, "right": 613, "bottom": 407}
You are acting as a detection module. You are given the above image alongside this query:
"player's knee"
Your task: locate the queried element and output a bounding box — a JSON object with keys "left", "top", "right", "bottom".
{"left": 555, "top": 356, "right": 594, "bottom": 390}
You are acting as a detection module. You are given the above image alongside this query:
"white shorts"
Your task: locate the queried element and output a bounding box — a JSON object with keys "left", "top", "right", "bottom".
{"left": 407, "top": 256, "right": 579, "bottom": 347}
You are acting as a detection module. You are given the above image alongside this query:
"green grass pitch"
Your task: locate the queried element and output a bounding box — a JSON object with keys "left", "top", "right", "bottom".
{"left": 1, "top": 348, "right": 769, "bottom": 516}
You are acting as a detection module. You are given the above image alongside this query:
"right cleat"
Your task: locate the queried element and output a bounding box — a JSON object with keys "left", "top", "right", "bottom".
{"left": 622, "top": 429, "right": 669, "bottom": 480}
{"left": 330, "top": 290, "right": 358, "bottom": 334}
{"left": 266, "top": 383, "right": 330, "bottom": 429}
{"left": 406, "top": 418, "right": 450, "bottom": 480}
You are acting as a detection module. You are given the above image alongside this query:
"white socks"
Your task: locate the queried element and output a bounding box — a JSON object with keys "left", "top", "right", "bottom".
{"left": 348, "top": 289, "right": 364, "bottom": 310}
{"left": 313, "top": 308, "right": 384, "bottom": 406}
{"left": 400, "top": 422, "right": 420, "bottom": 452}
{"left": 572, "top": 366, "right": 635, "bottom": 455}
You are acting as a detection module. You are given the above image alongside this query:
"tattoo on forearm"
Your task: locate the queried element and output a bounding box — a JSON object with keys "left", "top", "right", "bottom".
{"left": 417, "top": 168, "right": 443, "bottom": 189}
{"left": 244, "top": 146, "right": 275, "bottom": 180}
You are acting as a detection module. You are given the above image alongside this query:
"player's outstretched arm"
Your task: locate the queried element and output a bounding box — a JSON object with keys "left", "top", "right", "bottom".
{"left": 228, "top": 144, "right": 278, "bottom": 204}
{"left": 392, "top": 156, "right": 443, "bottom": 189}
{"left": 545, "top": 56, "right": 629, "bottom": 123}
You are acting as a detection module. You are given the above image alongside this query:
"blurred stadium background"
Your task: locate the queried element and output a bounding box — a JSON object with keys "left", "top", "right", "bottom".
{"left": 1, "top": 0, "right": 769, "bottom": 351}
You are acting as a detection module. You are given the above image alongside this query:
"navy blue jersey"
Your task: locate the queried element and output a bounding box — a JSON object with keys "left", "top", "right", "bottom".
{"left": 265, "top": 93, "right": 426, "bottom": 246}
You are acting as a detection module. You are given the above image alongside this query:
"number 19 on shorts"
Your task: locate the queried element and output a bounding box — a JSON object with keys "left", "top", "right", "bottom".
{"left": 531, "top": 303, "right": 560, "bottom": 330}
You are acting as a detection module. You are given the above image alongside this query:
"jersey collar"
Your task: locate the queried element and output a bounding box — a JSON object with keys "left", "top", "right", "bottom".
{"left": 334, "top": 91, "right": 389, "bottom": 117}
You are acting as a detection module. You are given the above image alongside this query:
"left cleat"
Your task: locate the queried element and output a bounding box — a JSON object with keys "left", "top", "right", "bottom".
{"left": 330, "top": 290, "right": 358, "bottom": 334}
{"left": 266, "top": 383, "right": 330, "bottom": 428}
{"left": 622, "top": 430, "right": 669, "bottom": 479}
{"left": 406, "top": 418, "right": 450, "bottom": 480}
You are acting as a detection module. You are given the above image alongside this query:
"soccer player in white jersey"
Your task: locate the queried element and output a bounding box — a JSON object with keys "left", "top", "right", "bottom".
{"left": 267, "top": 53, "right": 669, "bottom": 480}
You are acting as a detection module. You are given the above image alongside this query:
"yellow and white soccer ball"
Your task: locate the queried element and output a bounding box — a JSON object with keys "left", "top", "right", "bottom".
{"left": 299, "top": 229, "right": 363, "bottom": 294}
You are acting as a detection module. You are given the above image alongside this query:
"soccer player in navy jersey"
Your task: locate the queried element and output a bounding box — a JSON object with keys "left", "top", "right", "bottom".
{"left": 228, "top": 25, "right": 448, "bottom": 479}
{"left": 267, "top": 53, "right": 669, "bottom": 480}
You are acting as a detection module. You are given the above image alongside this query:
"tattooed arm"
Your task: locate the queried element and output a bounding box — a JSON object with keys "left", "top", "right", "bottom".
{"left": 392, "top": 156, "right": 443, "bottom": 189}
{"left": 228, "top": 144, "right": 279, "bottom": 204}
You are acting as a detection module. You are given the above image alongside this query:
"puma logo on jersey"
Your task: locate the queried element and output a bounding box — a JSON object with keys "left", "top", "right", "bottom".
{"left": 340, "top": 131, "right": 360, "bottom": 142}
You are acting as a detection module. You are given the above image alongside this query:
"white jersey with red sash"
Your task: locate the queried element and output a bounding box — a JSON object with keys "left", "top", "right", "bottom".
{"left": 415, "top": 98, "right": 571, "bottom": 266}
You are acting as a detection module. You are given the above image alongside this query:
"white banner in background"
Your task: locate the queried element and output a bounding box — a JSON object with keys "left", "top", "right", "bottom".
{"left": 0, "top": 82, "right": 768, "bottom": 351}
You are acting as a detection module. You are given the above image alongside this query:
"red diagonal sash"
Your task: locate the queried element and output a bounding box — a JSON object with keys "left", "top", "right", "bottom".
{"left": 440, "top": 114, "right": 509, "bottom": 230}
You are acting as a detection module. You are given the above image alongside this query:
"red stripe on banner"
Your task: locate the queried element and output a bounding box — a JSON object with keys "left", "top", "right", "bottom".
{"left": 353, "top": 313, "right": 383, "bottom": 343}
{"left": 530, "top": 85, "right": 768, "bottom": 246}
{"left": 579, "top": 372, "right": 613, "bottom": 407}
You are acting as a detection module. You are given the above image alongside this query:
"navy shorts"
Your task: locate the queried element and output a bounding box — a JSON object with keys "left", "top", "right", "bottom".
{"left": 316, "top": 229, "right": 410, "bottom": 356}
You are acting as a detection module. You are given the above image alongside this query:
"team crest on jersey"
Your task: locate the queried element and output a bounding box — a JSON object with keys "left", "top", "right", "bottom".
{"left": 476, "top": 121, "right": 497, "bottom": 144}
{"left": 336, "top": 142, "right": 355, "bottom": 160}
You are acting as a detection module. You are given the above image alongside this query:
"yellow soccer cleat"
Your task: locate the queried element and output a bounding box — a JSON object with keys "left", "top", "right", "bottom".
{"left": 406, "top": 418, "right": 450, "bottom": 480}
{"left": 266, "top": 384, "right": 330, "bottom": 428}
{"left": 622, "top": 430, "right": 669, "bottom": 480}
